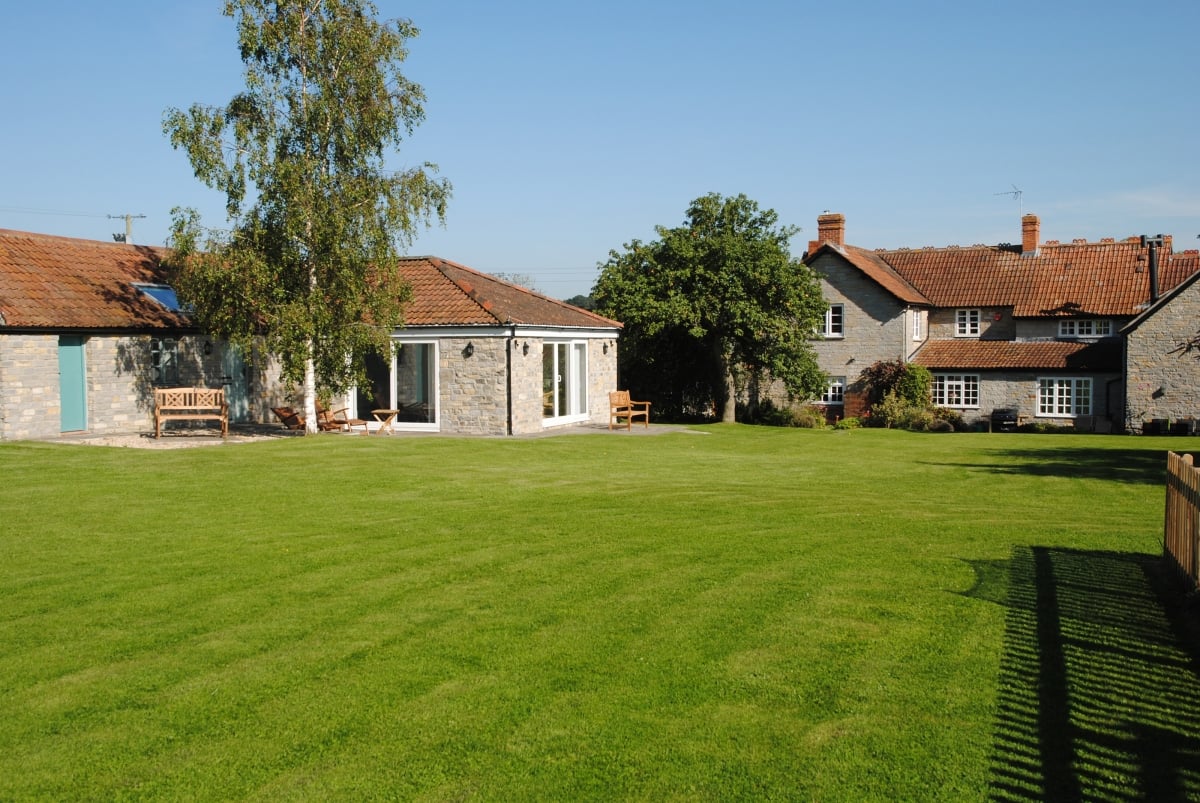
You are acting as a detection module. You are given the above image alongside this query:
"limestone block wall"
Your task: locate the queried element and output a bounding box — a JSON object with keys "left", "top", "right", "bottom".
{"left": 0, "top": 332, "right": 283, "bottom": 441}
{"left": 930, "top": 370, "right": 1121, "bottom": 429}
{"left": 507, "top": 335, "right": 618, "bottom": 435}
{"left": 509, "top": 337, "right": 543, "bottom": 435}
{"left": 1126, "top": 278, "right": 1200, "bottom": 427}
{"left": 927, "top": 306, "right": 1015, "bottom": 340}
{"left": 587, "top": 337, "right": 618, "bottom": 427}
{"left": 0, "top": 334, "right": 59, "bottom": 440}
{"left": 810, "top": 253, "right": 912, "bottom": 398}
{"left": 438, "top": 336, "right": 509, "bottom": 435}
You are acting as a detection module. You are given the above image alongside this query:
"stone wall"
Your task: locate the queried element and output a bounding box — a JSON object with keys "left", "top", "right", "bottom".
{"left": 0, "top": 329, "right": 617, "bottom": 440}
{"left": 806, "top": 252, "right": 915, "bottom": 415}
{"left": 506, "top": 336, "right": 618, "bottom": 435}
{"left": 438, "top": 336, "right": 509, "bottom": 435}
{"left": 1126, "top": 278, "right": 1200, "bottom": 428}
{"left": 0, "top": 332, "right": 284, "bottom": 441}
{"left": 588, "top": 337, "right": 618, "bottom": 427}
{"left": 0, "top": 334, "right": 58, "bottom": 440}
{"left": 927, "top": 306, "right": 1015, "bottom": 340}
{"left": 508, "top": 336, "right": 543, "bottom": 435}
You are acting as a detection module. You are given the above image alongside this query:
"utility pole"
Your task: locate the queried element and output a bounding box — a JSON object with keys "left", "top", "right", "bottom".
{"left": 108, "top": 213, "right": 146, "bottom": 244}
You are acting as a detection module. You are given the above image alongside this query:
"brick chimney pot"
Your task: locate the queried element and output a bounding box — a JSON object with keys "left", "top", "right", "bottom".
{"left": 817, "top": 213, "right": 846, "bottom": 248}
{"left": 1021, "top": 213, "right": 1040, "bottom": 256}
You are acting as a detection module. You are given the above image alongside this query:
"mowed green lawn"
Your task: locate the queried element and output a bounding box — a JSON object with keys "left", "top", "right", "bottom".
{"left": 1, "top": 427, "right": 1198, "bottom": 801}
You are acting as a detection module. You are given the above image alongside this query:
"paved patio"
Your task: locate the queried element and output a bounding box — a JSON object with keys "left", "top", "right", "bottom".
{"left": 44, "top": 421, "right": 700, "bottom": 448}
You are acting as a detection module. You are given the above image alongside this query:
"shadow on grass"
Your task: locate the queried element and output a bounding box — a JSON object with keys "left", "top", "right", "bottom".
{"left": 959, "top": 447, "right": 1175, "bottom": 485}
{"left": 962, "top": 548, "right": 1200, "bottom": 801}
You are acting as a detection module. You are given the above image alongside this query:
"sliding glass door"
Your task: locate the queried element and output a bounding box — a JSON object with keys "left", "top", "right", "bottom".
{"left": 355, "top": 342, "right": 438, "bottom": 429}
{"left": 542, "top": 341, "right": 588, "bottom": 423}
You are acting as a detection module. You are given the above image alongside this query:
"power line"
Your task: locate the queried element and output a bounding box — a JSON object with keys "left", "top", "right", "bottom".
{"left": 0, "top": 205, "right": 109, "bottom": 219}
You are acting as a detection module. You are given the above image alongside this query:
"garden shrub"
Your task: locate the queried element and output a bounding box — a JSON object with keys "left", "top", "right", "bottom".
{"left": 1018, "top": 421, "right": 1072, "bottom": 434}
{"left": 793, "top": 406, "right": 827, "bottom": 428}
{"left": 895, "top": 364, "right": 932, "bottom": 407}
{"left": 897, "top": 406, "right": 936, "bottom": 431}
{"left": 743, "top": 400, "right": 829, "bottom": 428}
{"left": 932, "top": 406, "right": 966, "bottom": 431}
{"left": 871, "top": 391, "right": 910, "bottom": 429}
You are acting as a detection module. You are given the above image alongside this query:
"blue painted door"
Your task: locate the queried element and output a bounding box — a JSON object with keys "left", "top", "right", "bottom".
{"left": 58, "top": 336, "right": 87, "bottom": 432}
{"left": 221, "top": 345, "right": 250, "bottom": 423}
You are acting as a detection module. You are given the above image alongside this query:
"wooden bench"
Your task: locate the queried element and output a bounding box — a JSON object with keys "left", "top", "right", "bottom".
{"left": 154, "top": 387, "right": 228, "bottom": 438}
{"left": 609, "top": 390, "right": 651, "bottom": 430}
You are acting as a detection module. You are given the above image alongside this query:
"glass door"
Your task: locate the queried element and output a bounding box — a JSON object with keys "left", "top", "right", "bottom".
{"left": 542, "top": 341, "right": 588, "bottom": 423}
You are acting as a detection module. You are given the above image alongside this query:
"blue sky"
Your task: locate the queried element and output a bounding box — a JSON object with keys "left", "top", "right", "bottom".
{"left": 3, "top": 1, "right": 1199, "bottom": 299}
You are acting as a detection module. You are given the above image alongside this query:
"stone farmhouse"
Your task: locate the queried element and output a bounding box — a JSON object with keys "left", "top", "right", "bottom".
{"left": 804, "top": 213, "right": 1200, "bottom": 432}
{"left": 0, "top": 229, "right": 620, "bottom": 440}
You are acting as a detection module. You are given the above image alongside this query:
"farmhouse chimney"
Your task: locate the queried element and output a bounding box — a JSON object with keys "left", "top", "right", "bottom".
{"left": 1141, "top": 234, "right": 1165, "bottom": 304}
{"left": 1021, "top": 213, "right": 1040, "bottom": 256}
{"left": 809, "top": 213, "right": 845, "bottom": 253}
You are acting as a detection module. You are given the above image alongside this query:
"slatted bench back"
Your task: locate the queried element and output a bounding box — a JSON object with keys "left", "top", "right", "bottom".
{"left": 156, "top": 388, "right": 225, "bottom": 409}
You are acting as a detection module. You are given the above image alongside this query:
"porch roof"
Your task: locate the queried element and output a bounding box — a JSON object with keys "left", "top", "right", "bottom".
{"left": 911, "top": 339, "right": 1122, "bottom": 371}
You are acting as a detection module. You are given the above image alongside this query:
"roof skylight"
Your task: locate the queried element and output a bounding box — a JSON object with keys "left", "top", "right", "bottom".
{"left": 133, "top": 283, "right": 186, "bottom": 312}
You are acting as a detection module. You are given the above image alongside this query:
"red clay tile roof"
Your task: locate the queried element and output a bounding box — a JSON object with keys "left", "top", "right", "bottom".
{"left": 912, "top": 339, "right": 1121, "bottom": 371}
{"left": 0, "top": 229, "right": 191, "bottom": 330}
{"left": 809, "top": 224, "right": 1199, "bottom": 318}
{"left": 832, "top": 245, "right": 930, "bottom": 305}
{"left": 397, "top": 257, "right": 620, "bottom": 329}
{"left": 0, "top": 230, "right": 618, "bottom": 332}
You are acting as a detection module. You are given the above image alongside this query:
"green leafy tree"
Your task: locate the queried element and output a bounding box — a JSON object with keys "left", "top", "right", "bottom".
{"left": 563, "top": 294, "right": 594, "bottom": 310}
{"left": 593, "top": 193, "right": 826, "bottom": 422}
{"left": 163, "top": 0, "right": 451, "bottom": 432}
{"left": 856, "top": 359, "right": 931, "bottom": 410}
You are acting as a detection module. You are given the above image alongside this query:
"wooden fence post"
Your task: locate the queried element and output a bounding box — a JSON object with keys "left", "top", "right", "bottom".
{"left": 1164, "top": 451, "right": 1200, "bottom": 592}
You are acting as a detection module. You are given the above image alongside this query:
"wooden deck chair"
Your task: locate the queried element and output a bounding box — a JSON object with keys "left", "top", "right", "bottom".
{"left": 608, "top": 390, "right": 651, "bottom": 430}
{"left": 271, "top": 406, "right": 305, "bottom": 430}
{"left": 316, "top": 404, "right": 368, "bottom": 433}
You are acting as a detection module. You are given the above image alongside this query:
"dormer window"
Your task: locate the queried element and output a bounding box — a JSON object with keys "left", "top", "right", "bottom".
{"left": 955, "top": 309, "right": 980, "bottom": 337}
{"left": 1058, "top": 319, "right": 1111, "bottom": 338}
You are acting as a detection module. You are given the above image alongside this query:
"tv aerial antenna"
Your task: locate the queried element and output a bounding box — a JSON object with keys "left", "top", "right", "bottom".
{"left": 994, "top": 184, "right": 1023, "bottom": 215}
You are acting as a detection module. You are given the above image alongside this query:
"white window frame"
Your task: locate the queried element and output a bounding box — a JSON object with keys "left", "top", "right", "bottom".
{"left": 822, "top": 304, "right": 844, "bottom": 338}
{"left": 352, "top": 340, "right": 440, "bottom": 432}
{"left": 543, "top": 340, "right": 589, "bottom": 426}
{"left": 932, "top": 374, "right": 980, "bottom": 409}
{"left": 821, "top": 376, "right": 845, "bottom": 405}
{"left": 392, "top": 341, "right": 439, "bottom": 431}
{"left": 955, "top": 309, "right": 981, "bottom": 337}
{"left": 912, "top": 310, "right": 923, "bottom": 341}
{"left": 1038, "top": 377, "right": 1092, "bottom": 417}
{"left": 1058, "top": 319, "right": 1112, "bottom": 338}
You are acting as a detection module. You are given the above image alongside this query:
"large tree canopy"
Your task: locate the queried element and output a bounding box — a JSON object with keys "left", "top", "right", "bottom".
{"left": 163, "top": 0, "right": 450, "bottom": 432}
{"left": 592, "top": 193, "right": 827, "bottom": 422}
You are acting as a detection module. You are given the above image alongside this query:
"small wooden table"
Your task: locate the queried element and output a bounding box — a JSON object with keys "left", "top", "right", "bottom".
{"left": 371, "top": 409, "right": 399, "bottom": 435}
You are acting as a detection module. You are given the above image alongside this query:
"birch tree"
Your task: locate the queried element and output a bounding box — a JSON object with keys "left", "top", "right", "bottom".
{"left": 163, "top": 0, "right": 450, "bottom": 432}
